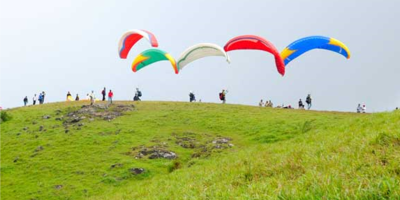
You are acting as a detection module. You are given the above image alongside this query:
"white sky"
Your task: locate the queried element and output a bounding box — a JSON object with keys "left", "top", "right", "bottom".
{"left": 1, "top": 0, "right": 399, "bottom": 111}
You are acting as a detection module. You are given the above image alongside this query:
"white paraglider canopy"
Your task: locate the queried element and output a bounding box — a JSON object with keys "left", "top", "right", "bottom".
{"left": 177, "top": 43, "right": 230, "bottom": 70}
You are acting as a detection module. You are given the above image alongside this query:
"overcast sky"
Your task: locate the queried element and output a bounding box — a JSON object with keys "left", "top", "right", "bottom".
{"left": 1, "top": 0, "right": 399, "bottom": 112}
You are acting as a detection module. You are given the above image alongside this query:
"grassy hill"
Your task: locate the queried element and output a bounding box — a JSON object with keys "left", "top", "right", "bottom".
{"left": 1, "top": 101, "right": 399, "bottom": 200}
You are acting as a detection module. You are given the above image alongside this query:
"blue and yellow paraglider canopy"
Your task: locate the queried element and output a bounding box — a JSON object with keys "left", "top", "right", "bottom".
{"left": 281, "top": 36, "right": 351, "bottom": 66}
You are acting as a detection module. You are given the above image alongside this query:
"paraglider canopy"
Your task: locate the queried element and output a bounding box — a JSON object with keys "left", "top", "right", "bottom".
{"left": 118, "top": 29, "right": 159, "bottom": 59}
{"left": 224, "top": 35, "right": 285, "bottom": 76}
{"left": 281, "top": 36, "right": 351, "bottom": 66}
{"left": 177, "top": 43, "right": 230, "bottom": 71}
{"left": 131, "top": 49, "right": 179, "bottom": 74}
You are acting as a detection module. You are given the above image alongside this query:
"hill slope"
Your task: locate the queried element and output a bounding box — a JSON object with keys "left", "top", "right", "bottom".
{"left": 1, "top": 101, "right": 399, "bottom": 199}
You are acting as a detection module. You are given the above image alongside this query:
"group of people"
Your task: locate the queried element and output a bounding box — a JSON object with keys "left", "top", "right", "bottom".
{"left": 66, "top": 92, "right": 79, "bottom": 101}
{"left": 357, "top": 104, "right": 367, "bottom": 113}
{"left": 258, "top": 94, "right": 312, "bottom": 110}
{"left": 298, "top": 94, "right": 312, "bottom": 110}
{"left": 65, "top": 88, "right": 115, "bottom": 105}
{"left": 101, "top": 88, "right": 114, "bottom": 104}
{"left": 23, "top": 91, "right": 46, "bottom": 106}
{"left": 24, "top": 87, "right": 143, "bottom": 106}
{"left": 21, "top": 89, "right": 384, "bottom": 114}
{"left": 67, "top": 87, "right": 142, "bottom": 105}
{"left": 187, "top": 90, "right": 230, "bottom": 104}
{"left": 259, "top": 100, "right": 274, "bottom": 107}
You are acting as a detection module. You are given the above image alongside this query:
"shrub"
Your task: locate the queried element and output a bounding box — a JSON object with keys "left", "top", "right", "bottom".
{"left": 168, "top": 160, "right": 181, "bottom": 173}
{"left": 0, "top": 111, "right": 11, "bottom": 123}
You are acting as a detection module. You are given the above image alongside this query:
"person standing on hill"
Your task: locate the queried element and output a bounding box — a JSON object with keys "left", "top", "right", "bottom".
{"left": 306, "top": 94, "right": 312, "bottom": 110}
{"left": 357, "top": 104, "right": 362, "bottom": 113}
{"left": 90, "top": 91, "right": 95, "bottom": 105}
{"left": 66, "top": 91, "right": 72, "bottom": 101}
{"left": 108, "top": 90, "right": 113, "bottom": 104}
{"left": 219, "top": 90, "right": 228, "bottom": 104}
{"left": 75, "top": 94, "right": 80, "bottom": 101}
{"left": 134, "top": 88, "right": 142, "bottom": 101}
{"left": 23, "top": 96, "right": 28, "bottom": 106}
{"left": 189, "top": 91, "right": 196, "bottom": 102}
{"left": 33, "top": 94, "right": 37, "bottom": 105}
{"left": 101, "top": 87, "right": 106, "bottom": 101}
{"left": 41, "top": 91, "right": 46, "bottom": 104}
{"left": 38, "top": 93, "right": 43, "bottom": 104}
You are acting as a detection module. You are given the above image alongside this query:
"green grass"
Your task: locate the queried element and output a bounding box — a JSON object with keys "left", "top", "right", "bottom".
{"left": 1, "top": 101, "right": 399, "bottom": 199}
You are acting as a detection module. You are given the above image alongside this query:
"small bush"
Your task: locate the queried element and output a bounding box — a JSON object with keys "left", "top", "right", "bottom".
{"left": 0, "top": 111, "right": 11, "bottom": 123}
{"left": 168, "top": 160, "right": 181, "bottom": 173}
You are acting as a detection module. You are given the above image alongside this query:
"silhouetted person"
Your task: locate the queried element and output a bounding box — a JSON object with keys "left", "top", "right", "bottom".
{"left": 189, "top": 91, "right": 196, "bottom": 102}
{"left": 41, "top": 91, "right": 46, "bottom": 104}
{"left": 306, "top": 94, "right": 312, "bottom": 110}
{"left": 101, "top": 87, "right": 106, "bottom": 101}
{"left": 75, "top": 94, "right": 80, "bottom": 101}
{"left": 23, "top": 96, "right": 28, "bottom": 106}
{"left": 298, "top": 99, "right": 304, "bottom": 109}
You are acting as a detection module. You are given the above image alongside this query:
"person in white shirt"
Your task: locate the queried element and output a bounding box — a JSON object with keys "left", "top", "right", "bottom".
{"left": 259, "top": 99, "right": 264, "bottom": 107}
{"left": 362, "top": 104, "right": 366, "bottom": 113}
{"left": 32, "top": 94, "right": 37, "bottom": 105}
{"left": 90, "top": 91, "right": 95, "bottom": 105}
{"left": 357, "top": 104, "right": 362, "bottom": 113}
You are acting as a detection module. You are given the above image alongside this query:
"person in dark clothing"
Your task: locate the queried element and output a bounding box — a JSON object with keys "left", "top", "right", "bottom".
{"left": 41, "top": 91, "right": 46, "bottom": 104}
{"left": 219, "top": 90, "right": 228, "bottom": 104}
{"left": 306, "top": 94, "right": 312, "bottom": 110}
{"left": 101, "top": 87, "right": 106, "bottom": 101}
{"left": 23, "top": 96, "right": 28, "bottom": 106}
{"left": 298, "top": 99, "right": 304, "bottom": 109}
{"left": 189, "top": 91, "right": 196, "bottom": 102}
{"left": 75, "top": 94, "right": 80, "bottom": 101}
{"left": 38, "top": 93, "right": 43, "bottom": 104}
{"left": 134, "top": 88, "right": 142, "bottom": 101}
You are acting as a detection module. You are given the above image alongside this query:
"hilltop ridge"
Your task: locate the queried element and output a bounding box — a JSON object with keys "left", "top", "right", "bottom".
{"left": 1, "top": 101, "right": 399, "bottom": 199}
